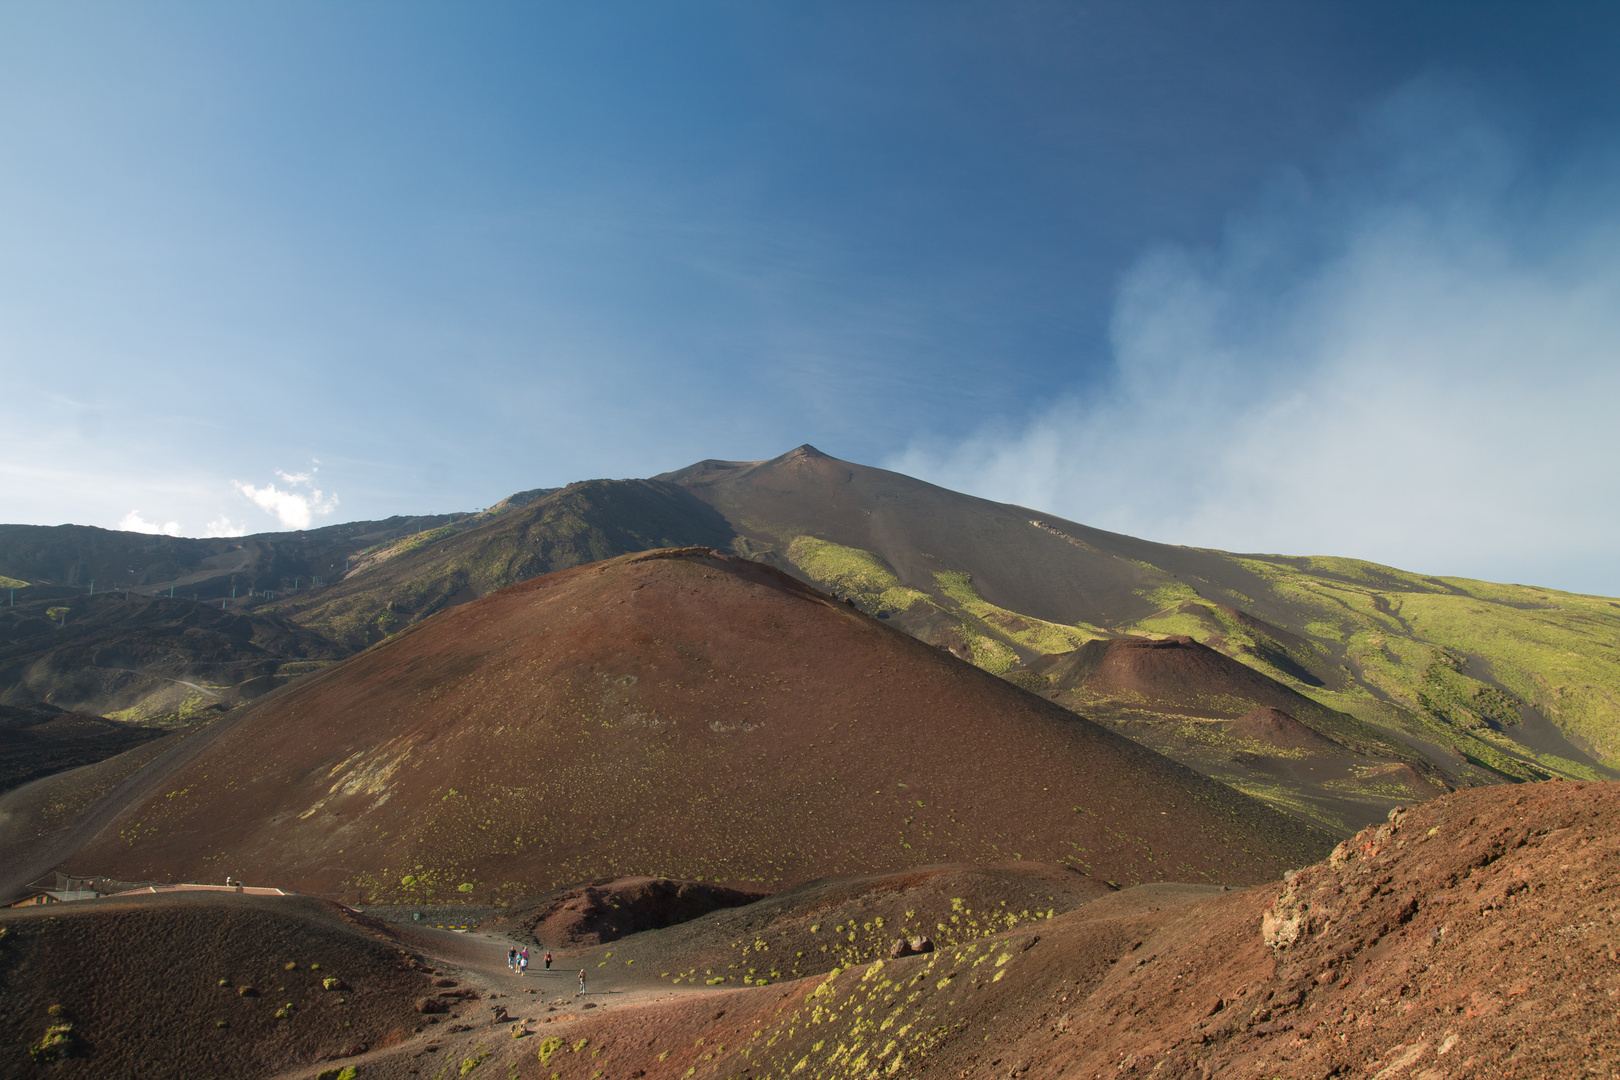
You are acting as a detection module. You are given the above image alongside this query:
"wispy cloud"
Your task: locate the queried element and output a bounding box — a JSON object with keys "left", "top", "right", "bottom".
{"left": 234, "top": 463, "right": 339, "bottom": 531}
{"left": 204, "top": 517, "right": 246, "bottom": 538}
{"left": 117, "top": 510, "right": 182, "bottom": 537}
{"left": 888, "top": 80, "right": 1620, "bottom": 595}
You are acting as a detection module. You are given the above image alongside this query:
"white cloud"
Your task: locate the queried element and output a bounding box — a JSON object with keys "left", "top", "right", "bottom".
{"left": 118, "top": 510, "right": 182, "bottom": 536}
{"left": 204, "top": 516, "right": 246, "bottom": 537}
{"left": 234, "top": 463, "right": 339, "bottom": 531}
{"left": 888, "top": 80, "right": 1620, "bottom": 596}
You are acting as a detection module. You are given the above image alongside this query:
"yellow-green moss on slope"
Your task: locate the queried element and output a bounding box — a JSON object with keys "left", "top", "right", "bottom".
{"left": 785, "top": 536, "right": 930, "bottom": 615}
{"left": 1398, "top": 583, "right": 1620, "bottom": 762}
{"left": 1212, "top": 556, "right": 1620, "bottom": 774}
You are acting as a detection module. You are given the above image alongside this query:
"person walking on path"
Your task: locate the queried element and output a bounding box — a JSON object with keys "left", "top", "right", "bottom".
{"left": 519, "top": 952, "right": 528, "bottom": 975}
{"left": 521, "top": 946, "right": 529, "bottom": 970}
{"left": 508, "top": 947, "right": 517, "bottom": 971}
{"left": 544, "top": 951, "right": 553, "bottom": 970}
{"left": 578, "top": 969, "right": 586, "bottom": 995}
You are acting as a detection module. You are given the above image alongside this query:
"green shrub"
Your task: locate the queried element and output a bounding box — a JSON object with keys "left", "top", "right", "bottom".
{"left": 29, "top": 1023, "right": 77, "bottom": 1062}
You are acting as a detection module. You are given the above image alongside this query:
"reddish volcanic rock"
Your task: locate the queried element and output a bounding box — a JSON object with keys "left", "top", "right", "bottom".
{"left": 491, "top": 781, "right": 1620, "bottom": 1080}
{"left": 65, "top": 548, "right": 1330, "bottom": 897}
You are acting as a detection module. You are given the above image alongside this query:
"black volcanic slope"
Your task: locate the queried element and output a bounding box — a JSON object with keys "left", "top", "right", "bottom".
{"left": 0, "top": 703, "right": 164, "bottom": 794}
{"left": 0, "top": 592, "right": 341, "bottom": 721}
{"left": 659, "top": 446, "right": 1168, "bottom": 630}
{"left": 265, "top": 478, "right": 735, "bottom": 649}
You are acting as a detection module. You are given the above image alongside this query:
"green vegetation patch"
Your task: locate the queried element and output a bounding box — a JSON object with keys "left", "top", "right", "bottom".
{"left": 932, "top": 571, "right": 1102, "bottom": 665}
{"left": 1208, "top": 556, "right": 1620, "bottom": 774}
{"left": 785, "top": 536, "right": 930, "bottom": 616}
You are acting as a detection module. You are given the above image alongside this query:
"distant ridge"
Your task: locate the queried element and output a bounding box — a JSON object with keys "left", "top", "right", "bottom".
{"left": 3, "top": 444, "right": 1616, "bottom": 838}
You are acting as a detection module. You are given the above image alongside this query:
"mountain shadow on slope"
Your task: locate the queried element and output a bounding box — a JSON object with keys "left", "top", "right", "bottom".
{"left": 0, "top": 592, "right": 342, "bottom": 723}
{"left": 0, "top": 703, "right": 166, "bottom": 794}
{"left": 267, "top": 479, "right": 735, "bottom": 650}
{"left": 0, "top": 513, "right": 471, "bottom": 596}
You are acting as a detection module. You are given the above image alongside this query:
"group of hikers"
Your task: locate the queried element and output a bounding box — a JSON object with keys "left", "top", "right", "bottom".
{"left": 507, "top": 945, "right": 585, "bottom": 993}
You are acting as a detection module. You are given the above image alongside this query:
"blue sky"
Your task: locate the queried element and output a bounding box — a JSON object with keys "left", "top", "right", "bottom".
{"left": 3, "top": 3, "right": 1619, "bottom": 593}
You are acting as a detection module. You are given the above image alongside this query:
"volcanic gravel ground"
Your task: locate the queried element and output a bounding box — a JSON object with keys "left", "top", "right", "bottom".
{"left": 0, "top": 892, "right": 433, "bottom": 1080}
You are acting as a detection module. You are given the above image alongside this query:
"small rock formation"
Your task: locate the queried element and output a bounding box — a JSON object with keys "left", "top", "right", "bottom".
{"left": 885, "top": 935, "right": 938, "bottom": 958}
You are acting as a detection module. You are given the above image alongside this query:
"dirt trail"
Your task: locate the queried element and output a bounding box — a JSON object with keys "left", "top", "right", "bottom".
{"left": 270, "top": 922, "right": 730, "bottom": 1080}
